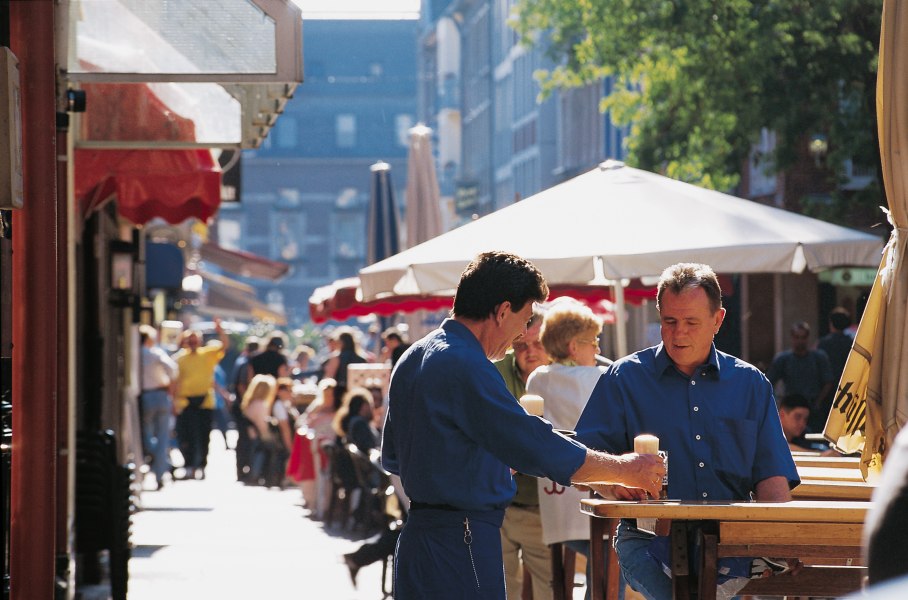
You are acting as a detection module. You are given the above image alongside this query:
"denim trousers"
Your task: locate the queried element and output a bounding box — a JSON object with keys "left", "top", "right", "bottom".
{"left": 613, "top": 520, "right": 673, "bottom": 600}
{"left": 614, "top": 520, "right": 748, "bottom": 600}
{"left": 140, "top": 389, "right": 172, "bottom": 480}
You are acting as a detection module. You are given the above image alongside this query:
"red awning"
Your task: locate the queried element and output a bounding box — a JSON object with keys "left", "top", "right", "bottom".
{"left": 199, "top": 241, "right": 290, "bottom": 281}
{"left": 74, "top": 148, "right": 222, "bottom": 225}
{"left": 308, "top": 277, "right": 661, "bottom": 324}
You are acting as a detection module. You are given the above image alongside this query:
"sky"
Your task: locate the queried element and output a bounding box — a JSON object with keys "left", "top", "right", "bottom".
{"left": 291, "top": 0, "right": 420, "bottom": 19}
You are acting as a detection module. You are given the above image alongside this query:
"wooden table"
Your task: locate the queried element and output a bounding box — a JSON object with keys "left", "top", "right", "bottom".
{"left": 581, "top": 499, "right": 869, "bottom": 600}
{"left": 797, "top": 465, "right": 865, "bottom": 481}
{"left": 793, "top": 454, "right": 862, "bottom": 468}
{"left": 791, "top": 478, "right": 875, "bottom": 500}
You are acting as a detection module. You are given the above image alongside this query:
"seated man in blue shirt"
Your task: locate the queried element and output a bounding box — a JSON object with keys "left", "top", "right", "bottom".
{"left": 381, "top": 251, "right": 666, "bottom": 600}
{"left": 575, "top": 262, "right": 800, "bottom": 600}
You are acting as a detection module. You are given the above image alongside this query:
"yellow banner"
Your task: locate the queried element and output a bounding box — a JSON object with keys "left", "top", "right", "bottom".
{"left": 823, "top": 254, "right": 886, "bottom": 480}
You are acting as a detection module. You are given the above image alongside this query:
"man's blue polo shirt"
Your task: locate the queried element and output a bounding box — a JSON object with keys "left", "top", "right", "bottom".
{"left": 381, "top": 319, "right": 587, "bottom": 511}
{"left": 575, "top": 343, "right": 798, "bottom": 501}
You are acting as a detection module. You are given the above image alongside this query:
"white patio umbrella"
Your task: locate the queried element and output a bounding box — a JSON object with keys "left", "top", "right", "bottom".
{"left": 824, "top": 0, "right": 908, "bottom": 478}
{"left": 360, "top": 160, "right": 883, "bottom": 354}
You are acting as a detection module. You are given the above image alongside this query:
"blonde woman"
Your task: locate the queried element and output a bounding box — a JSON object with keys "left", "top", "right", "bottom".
{"left": 525, "top": 300, "right": 610, "bottom": 588}
{"left": 241, "top": 374, "right": 286, "bottom": 486}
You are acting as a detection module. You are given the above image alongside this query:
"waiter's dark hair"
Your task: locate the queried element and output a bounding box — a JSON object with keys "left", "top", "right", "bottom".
{"left": 656, "top": 263, "right": 723, "bottom": 314}
{"left": 452, "top": 251, "right": 549, "bottom": 320}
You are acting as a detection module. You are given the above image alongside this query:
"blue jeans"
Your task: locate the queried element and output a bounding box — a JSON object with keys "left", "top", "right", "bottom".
{"left": 140, "top": 389, "right": 172, "bottom": 480}
{"left": 613, "top": 520, "right": 672, "bottom": 600}
{"left": 614, "top": 520, "right": 750, "bottom": 600}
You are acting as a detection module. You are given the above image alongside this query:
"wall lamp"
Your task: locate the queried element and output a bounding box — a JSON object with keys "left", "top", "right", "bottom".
{"left": 109, "top": 239, "right": 138, "bottom": 308}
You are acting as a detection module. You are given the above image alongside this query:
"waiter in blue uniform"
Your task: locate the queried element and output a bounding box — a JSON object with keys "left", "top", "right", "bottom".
{"left": 381, "top": 251, "right": 665, "bottom": 599}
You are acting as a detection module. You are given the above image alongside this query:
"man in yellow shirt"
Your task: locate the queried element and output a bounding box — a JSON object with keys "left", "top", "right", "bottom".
{"left": 174, "top": 319, "right": 228, "bottom": 480}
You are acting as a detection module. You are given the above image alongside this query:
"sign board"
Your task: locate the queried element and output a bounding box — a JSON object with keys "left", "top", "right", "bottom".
{"left": 347, "top": 363, "right": 391, "bottom": 402}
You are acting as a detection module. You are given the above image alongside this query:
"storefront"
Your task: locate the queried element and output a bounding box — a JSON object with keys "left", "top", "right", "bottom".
{"left": 3, "top": 2, "right": 302, "bottom": 599}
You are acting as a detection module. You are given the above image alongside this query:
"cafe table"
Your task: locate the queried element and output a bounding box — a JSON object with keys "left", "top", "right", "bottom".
{"left": 581, "top": 499, "right": 869, "bottom": 600}
{"left": 796, "top": 465, "right": 865, "bottom": 482}
{"left": 791, "top": 478, "right": 875, "bottom": 500}
{"left": 793, "top": 454, "right": 862, "bottom": 468}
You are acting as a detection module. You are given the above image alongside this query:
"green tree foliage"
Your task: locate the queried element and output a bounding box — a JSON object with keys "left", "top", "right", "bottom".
{"left": 513, "top": 0, "right": 883, "bottom": 220}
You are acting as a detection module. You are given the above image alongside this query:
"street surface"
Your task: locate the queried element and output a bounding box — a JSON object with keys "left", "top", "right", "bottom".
{"left": 127, "top": 431, "right": 388, "bottom": 599}
{"left": 123, "top": 431, "right": 591, "bottom": 599}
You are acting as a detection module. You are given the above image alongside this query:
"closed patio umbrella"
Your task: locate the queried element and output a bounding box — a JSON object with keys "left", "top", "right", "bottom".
{"left": 403, "top": 124, "right": 445, "bottom": 339}
{"left": 367, "top": 161, "right": 402, "bottom": 266}
{"left": 405, "top": 124, "right": 444, "bottom": 248}
{"left": 824, "top": 0, "right": 908, "bottom": 478}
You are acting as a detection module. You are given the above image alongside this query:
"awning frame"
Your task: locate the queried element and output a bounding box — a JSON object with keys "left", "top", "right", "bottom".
{"left": 66, "top": 0, "right": 303, "bottom": 84}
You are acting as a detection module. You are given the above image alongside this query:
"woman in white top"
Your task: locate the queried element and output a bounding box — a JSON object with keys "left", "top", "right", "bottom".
{"left": 526, "top": 301, "right": 610, "bottom": 596}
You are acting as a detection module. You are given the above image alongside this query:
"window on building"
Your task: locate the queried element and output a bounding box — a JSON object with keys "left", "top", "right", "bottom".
{"left": 217, "top": 219, "right": 242, "bottom": 250}
{"left": 396, "top": 114, "right": 414, "bottom": 147}
{"left": 276, "top": 116, "right": 298, "bottom": 149}
{"left": 246, "top": 208, "right": 270, "bottom": 237}
{"left": 336, "top": 114, "right": 356, "bottom": 148}
{"left": 277, "top": 187, "right": 300, "bottom": 207}
{"left": 276, "top": 212, "right": 303, "bottom": 260}
{"left": 748, "top": 129, "right": 778, "bottom": 198}
{"left": 335, "top": 213, "right": 364, "bottom": 260}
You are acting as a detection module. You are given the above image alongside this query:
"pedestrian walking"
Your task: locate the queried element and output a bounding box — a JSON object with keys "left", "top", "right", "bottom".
{"left": 139, "top": 324, "right": 178, "bottom": 490}
{"left": 173, "top": 319, "right": 228, "bottom": 480}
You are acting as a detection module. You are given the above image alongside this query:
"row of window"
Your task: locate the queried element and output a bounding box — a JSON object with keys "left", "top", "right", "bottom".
{"left": 268, "top": 113, "right": 416, "bottom": 150}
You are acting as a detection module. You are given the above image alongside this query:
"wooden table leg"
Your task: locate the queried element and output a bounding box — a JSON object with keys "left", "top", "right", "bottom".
{"left": 590, "top": 515, "right": 607, "bottom": 600}
{"left": 551, "top": 542, "right": 565, "bottom": 600}
{"left": 605, "top": 519, "right": 620, "bottom": 600}
{"left": 670, "top": 521, "right": 690, "bottom": 600}
{"left": 697, "top": 522, "right": 719, "bottom": 600}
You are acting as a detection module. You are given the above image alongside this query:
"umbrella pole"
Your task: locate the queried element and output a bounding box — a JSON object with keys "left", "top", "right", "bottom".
{"left": 614, "top": 279, "right": 628, "bottom": 357}
{"left": 773, "top": 274, "right": 784, "bottom": 355}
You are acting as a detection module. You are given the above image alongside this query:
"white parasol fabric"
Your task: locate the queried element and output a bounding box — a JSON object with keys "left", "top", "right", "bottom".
{"left": 404, "top": 124, "right": 444, "bottom": 248}
{"left": 360, "top": 161, "right": 883, "bottom": 301}
{"left": 824, "top": 0, "right": 908, "bottom": 478}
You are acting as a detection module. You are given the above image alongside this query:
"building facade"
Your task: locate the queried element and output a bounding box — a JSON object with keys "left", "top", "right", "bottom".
{"left": 417, "top": 0, "right": 627, "bottom": 225}
{"left": 227, "top": 19, "right": 418, "bottom": 326}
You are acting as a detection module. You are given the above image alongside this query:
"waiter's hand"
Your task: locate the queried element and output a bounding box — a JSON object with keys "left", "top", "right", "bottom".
{"left": 584, "top": 483, "right": 648, "bottom": 500}
{"left": 618, "top": 452, "right": 665, "bottom": 498}
{"left": 572, "top": 449, "right": 665, "bottom": 497}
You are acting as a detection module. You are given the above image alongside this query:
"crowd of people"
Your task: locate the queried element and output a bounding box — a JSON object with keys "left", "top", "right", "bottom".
{"left": 138, "top": 317, "right": 410, "bottom": 591}
{"left": 138, "top": 319, "right": 408, "bottom": 494}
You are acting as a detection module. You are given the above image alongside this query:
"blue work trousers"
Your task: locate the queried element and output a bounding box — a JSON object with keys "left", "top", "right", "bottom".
{"left": 394, "top": 507, "right": 506, "bottom": 599}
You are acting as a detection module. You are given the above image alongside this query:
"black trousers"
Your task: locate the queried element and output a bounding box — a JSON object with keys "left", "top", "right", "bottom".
{"left": 349, "top": 527, "right": 401, "bottom": 567}
{"left": 177, "top": 396, "right": 212, "bottom": 469}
